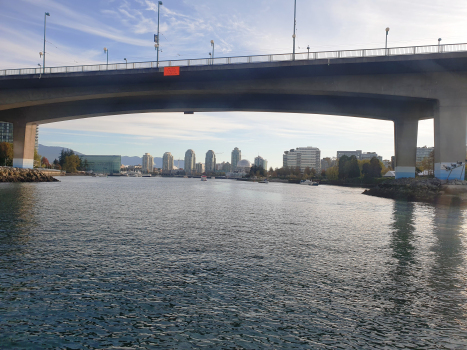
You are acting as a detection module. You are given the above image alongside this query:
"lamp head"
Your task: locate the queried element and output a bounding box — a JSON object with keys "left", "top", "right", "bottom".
{"left": 438, "top": 38, "right": 442, "bottom": 42}
{"left": 158, "top": 1, "right": 163, "bottom": 5}
{"left": 211, "top": 40, "right": 214, "bottom": 45}
{"left": 45, "top": 12, "right": 50, "bottom": 16}
{"left": 385, "top": 27, "right": 390, "bottom": 32}
{"left": 104, "top": 47, "right": 107, "bottom": 53}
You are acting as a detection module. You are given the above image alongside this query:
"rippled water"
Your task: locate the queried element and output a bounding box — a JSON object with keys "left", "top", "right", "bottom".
{"left": 1, "top": 177, "right": 466, "bottom": 349}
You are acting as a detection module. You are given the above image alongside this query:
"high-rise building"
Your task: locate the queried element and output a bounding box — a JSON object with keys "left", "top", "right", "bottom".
{"left": 195, "top": 163, "right": 205, "bottom": 174}
{"left": 283, "top": 146, "right": 321, "bottom": 172}
{"left": 162, "top": 152, "right": 174, "bottom": 171}
{"left": 231, "top": 147, "right": 241, "bottom": 169}
{"left": 184, "top": 149, "right": 196, "bottom": 174}
{"left": 142, "top": 153, "right": 154, "bottom": 173}
{"left": 35, "top": 126, "right": 39, "bottom": 151}
{"left": 254, "top": 155, "right": 268, "bottom": 170}
{"left": 205, "top": 150, "right": 216, "bottom": 173}
{"left": 416, "top": 146, "right": 434, "bottom": 162}
{"left": 0, "top": 123, "right": 39, "bottom": 151}
{"left": 0, "top": 122, "right": 13, "bottom": 143}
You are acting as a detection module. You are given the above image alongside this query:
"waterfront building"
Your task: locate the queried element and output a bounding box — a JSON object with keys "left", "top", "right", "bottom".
{"left": 142, "top": 153, "right": 154, "bottom": 173}
{"left": 321, "top": 157, "right": 336, "bottom": 171}
{"left": 337, "top": 150, "right": 382, "bottom": 161}
{"left": 1, "top": 122, "right": 39, "bottom": 151}
{"left": 162, "top": 152, "right": 174, "bottom": 171}
{"left": 236, "top": 159, "right": 252, "bottom": 173}
{"left": 337, "top": 150, "right": 362, "bottom": 160}
{"left": 205, "top": 150, "right": 216, "bottom": 173}
{"left": 80, "top": 155, "right": 121, "bottom": 174}
{"left": 195, "top": 162, "right": 205, "bottom": 174}
{"left": 35, "top": 126, "right": 39, "bottom": 151}
{"left": 0, "top": 122, "right": 13, "bottom": 143}
{"left": 416, "top": 146, "right": 434, "bottom": 162}
{"left": 231, "top": 147, "right": 241, "bottom": 169}
{"left": 361, "top": 152, "right": 383, "bottom": 161}
{"left": 184, "top": 149, "right": 196, "bottom": 174}
{"left": 254, "top": 156, "right": 268, "bottom": 170}
{"left": 283, "top": 146, "right": 321, "bottom": 172}
{"left": 216, "top": 161, "right": 231, "bottom": 172}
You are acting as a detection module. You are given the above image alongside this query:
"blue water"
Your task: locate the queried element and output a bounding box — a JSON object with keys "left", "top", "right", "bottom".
{"left": 1, "top": 177, "right": 466, "bottom": 349}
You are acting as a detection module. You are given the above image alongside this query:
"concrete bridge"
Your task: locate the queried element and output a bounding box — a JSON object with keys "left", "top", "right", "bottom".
{"left": 1, "top": 44, "right": 467, "bottom": 179}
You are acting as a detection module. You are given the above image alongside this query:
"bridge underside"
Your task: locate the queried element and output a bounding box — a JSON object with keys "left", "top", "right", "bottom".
{"left": 1, "top": 52, "right": 466, "bottom": 179}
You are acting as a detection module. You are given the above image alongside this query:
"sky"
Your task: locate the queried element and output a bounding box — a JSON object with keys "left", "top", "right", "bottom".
{"left": 1, "top": 0, "right": 466, "bottom": 167}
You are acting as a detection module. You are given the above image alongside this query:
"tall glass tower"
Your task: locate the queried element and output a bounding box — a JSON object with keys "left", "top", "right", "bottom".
{"left": 184, "top": 149, "right": 196, "bottom": 174}
{"left": 231, "top": 147, "right": 241, "bottom": 170}
{"left": 205, "top": 150, "right": 216, "bottom": 173}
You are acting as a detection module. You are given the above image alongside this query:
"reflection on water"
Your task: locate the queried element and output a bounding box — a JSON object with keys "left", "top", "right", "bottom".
{"left": 0, "top": 178, "right": 466, "bottom": 349}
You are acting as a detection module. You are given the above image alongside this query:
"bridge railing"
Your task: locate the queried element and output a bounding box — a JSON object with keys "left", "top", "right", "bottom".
{"left": 1, "top": 43, "right": 467, "bottom": 77}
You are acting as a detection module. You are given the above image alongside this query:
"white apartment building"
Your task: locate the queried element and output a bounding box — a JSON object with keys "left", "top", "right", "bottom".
{"left": 142, "top": 153, "right": 154, "bottom": 173}
{"left": 254, "top": 155, "right": 268, "bottom": 170}
{"left": 162, "top": 152, "right": 174, "bottom": 171}
{"left": 184, "top": 149, "right": 196, "bottom": 174}
{"left": 416, "top": 146, "right": 434, "bottom": 162}
{"left": 283, "top": 146, "right": 321, "bottom": 172}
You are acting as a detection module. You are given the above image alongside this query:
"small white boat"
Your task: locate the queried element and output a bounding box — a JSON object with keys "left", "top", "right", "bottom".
{"left": 300, "top": 179, "right": 318, "bottom": 186}
{"left": 201, "top": 175, "right": 207, "bottom": 181}
{"left": 142, "top": 174, "right": 152, "bottom": 177}
{"left": 259, "top": 179, "right": 269, "bottom": 184}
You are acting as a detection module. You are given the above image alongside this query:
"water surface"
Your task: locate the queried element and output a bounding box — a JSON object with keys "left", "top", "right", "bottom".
{"left": 1, "top": 177, "right": 466, "bottom": 349}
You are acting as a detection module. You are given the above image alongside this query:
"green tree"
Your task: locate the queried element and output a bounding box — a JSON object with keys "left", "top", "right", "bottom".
{"left": 34, "top": 149, "right": 41, "bottom": 167}
{"left": 249, "top": 164, "right": 266, "bottom": 177}
{"left": 347, "top": 156, "right": 361, "bottom": 178}
{"left": 369, "top": 157, "right": 382, "bottom": 178}
{"left": 338, "top": 155, "right": 350, "bottom": 179}
{"left": 64, "top": 154, "right": 81, "bottom": 173}
{"left": 0, "top": 142, "right": 13, "bottom": 166}
{"left": 59, "top": 148, "right": 75, "bottom": 167}
{"left": 326, "top": 166, "right": 339, "bottom": 180}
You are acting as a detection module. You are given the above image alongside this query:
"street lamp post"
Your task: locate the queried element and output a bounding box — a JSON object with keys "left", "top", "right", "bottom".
{"left": 307, "top": 45, "right": 310, "bottom": 60}
{"left": 104, "top": 47, "right": 108, "bottom": 66}
{"left": 211, "top": 40, "right": 214, "bottom": 63}
{"left": 209, "top": 52, "right": 212, "bottom": 65}
{"left": 385, "top": 27, "right": 390, "bottom": 55}
{"left": 292, "top": 0, "right": 297, "bottom": 60}
{"left": 438, "top": 38, "right": 442, "bottom": 53}
{"left": 124, "top": 58, "right": 127, "bottom": 68}
{"left": 156, "top": 1, "right": 163, "bottom": 67}
{"left": 43, "top": 12, "right": 50, "bottom": 74}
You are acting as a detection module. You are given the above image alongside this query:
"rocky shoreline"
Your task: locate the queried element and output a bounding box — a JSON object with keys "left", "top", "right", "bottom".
{"left": 363, "top": 178, "right": 467, "bottom": 205}
{"left": 0, "top": 167, "right": 60, "bottom": 183}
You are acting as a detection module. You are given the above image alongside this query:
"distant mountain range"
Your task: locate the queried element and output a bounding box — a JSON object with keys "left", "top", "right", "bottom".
{"left": 38, "top": 144, "right": 184, "bottom": 168}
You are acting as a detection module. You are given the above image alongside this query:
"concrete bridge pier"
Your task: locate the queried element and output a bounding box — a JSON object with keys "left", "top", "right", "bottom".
{"left": 434, "top": 102, "right": 467, "bottom": 180}
{"left": 394, "top": 118, "right": 418, "bottom": 179}
{"left": 12, "top": 121, "right": 36, "bottom": 169}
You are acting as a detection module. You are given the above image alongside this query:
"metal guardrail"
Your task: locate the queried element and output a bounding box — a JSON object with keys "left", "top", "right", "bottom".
{"left": 1, "top": 43, "right": 466, "bottom": 77}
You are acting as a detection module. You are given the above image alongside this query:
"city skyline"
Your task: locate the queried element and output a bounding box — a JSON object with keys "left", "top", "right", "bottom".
{"left": 1, "top": 0, "right": 461, "bottom": 168}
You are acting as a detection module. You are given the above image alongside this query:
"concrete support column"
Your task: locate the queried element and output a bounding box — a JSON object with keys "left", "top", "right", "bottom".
{"left": 12, "top": 121, "right": 36, "bottom": 169}
{"left": 394, "top": 118, "right": 418, "bottom": 179}
{"left": 434, "top": 103, "right": 466, "bottom": 180}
